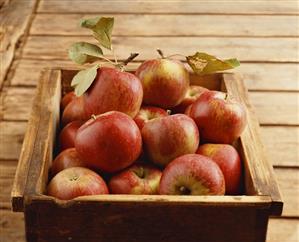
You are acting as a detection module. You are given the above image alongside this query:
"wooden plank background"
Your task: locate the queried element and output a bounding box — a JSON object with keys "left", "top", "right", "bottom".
{"left": 0, "top": 0, "right": 298, "bottom": 241}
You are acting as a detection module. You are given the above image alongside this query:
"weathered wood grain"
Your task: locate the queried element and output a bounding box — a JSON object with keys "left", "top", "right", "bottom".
{"left": 267, "top": 219, "right": 299, "bottom": 242}
{"left": 9, "top": 59, "right": 299, "bottom": 91}
{"left": 37, "top": 0, "right": 299, "bottom": 15}
{"left": 0, "top": 212, "right": 296, "bottom": 242}
{"left": 2, "top": 86, "right": 298, "bottom": 125}
{"left": 274, "top": 168, "right": 299, "bottom": 217}
{"left": 248, "top": 92, "right": 299, "bottom": 125}
{"left": 0, "top": 87, "right": 35, "bottom": 121}
{"left": 0, "top": 160, "right": 17, "bottom": 208}
{"left": 1, "top": 0, "right": 297, "bottom": 239}
{"left": 0, "top": 0, "right": 7, "bottom": 9}
{"left": 260, "top": 127, "right": 299, "bottom": 167}
{"left": 0, "top": 121, "right": 26, "bottom": 160}
{"left": 23, "top": 197, "right": 271, "bottom": 242}
{"left": 30, "top": 14, "right": 299, "bottom": 37}
{"left": 22, "top": 36, "right": 299, "bottom": 62}
{"left": 0, "top": 209, "right": 25, "bottom": 242}
{"left": 222, "top": 73, "right": 284, "bottom": 213}
{"left": 10, "top": 70, "right": 61, "bottom": 212}
{"left": 237, "top": 63, "right": 299, "bottom": 91}
{"left": 10, "top": 59, "right": 79, "bottom": 86}
{"left": 0, "top": 0, "right": 35, "bottom": 89}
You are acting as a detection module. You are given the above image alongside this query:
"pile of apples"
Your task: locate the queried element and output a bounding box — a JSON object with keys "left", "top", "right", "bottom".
{"left": 47, "top": 56, "right": 247, "bottom": 200}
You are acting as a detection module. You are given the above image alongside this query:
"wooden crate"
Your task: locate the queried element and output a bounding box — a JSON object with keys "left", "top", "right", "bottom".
{"left": 11, "top": 69, "right": 283, "bottom": 242}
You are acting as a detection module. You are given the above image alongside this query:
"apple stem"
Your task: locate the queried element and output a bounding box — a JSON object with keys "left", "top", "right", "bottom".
{"left": 224, "top": 93, "right": 228, "bottom": 100}
{"left": 179, "top": 186, "right": 191, "bottom": 195}
{"left": 134, "top": 167, "right": 145, "bottom": 179}
{"left": 122, "top": 53, "right": 139, "bottom": 66}
{"left": 91, "top": 114, "right": 97, "bottom": 120}
{"left": 157, "top": 48, "right": 165, "bottom": 58}
{"left": 139, "top": 167, "right": 145, "bottom": 178}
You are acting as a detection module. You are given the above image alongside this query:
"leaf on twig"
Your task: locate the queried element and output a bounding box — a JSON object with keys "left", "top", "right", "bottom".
{"left": 186, "top": 52, "right": 240, "bottom": 75}
{"left": 68, "top": 42, "right": 103, "bottom": 64}
{"left": 71, "top": 64, "right": 100, "bottom": 96}
{"left": 80, "top": 17, "right": 114, "bottom": 50}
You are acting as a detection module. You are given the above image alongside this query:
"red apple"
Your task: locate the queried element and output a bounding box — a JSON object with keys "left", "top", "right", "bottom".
{"left": 142, "top": 114, "right": 199, "bottom": 167}
{"left": 75, "top": 111, "right": 142, "bottom": 173}
{"left": 109, "top": 164, "right": 162, "bottom": 195}
{"left": 197, "top": 144, "right": 242, "bottom": 195}
{"left": 172, "top": 85, "right": 208, "bottom": 113}
{"left": 61, "top": 96, "right": 88, "bottom": 126}
{"left": 47, "top": 167, "right": 109, "bottom": 200}
{"left": 159, "top": 154, "right": 225, "bottom": 195}
{"left": 133, "top": 106, "right": 168, "bottom": 130}
{"left": 135, "top": 58, "right": 189, "bottom": 109}
{"left": 184, "top": 104, "right": 192, "bottom": 116}
{"left": 83, "top": 67, "right": 143, "bottom": 118}
{"left": 59, "top": 120, "right": 84, "bottom": 151}
{"left": 190, "top": 90, "right": 247, "bottom": 144}
{"left": 61, "top": 91, "right": 76, "bottom": 110}
{"left": 51, "top": 148, "right": 87, "bottom": 175}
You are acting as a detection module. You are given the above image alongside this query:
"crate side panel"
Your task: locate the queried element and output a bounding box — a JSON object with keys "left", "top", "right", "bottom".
{"left": 222, "top": 73, "right": 283, "bottom": 215}
{"left": 25, "top": 201, "right": 269, "bottom": 242}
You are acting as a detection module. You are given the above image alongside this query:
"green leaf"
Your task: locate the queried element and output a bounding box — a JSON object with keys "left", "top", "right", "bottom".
{"left": 68, "top": 42, "right": 103, "bottom": 65}
{"left": 71, "top": 64, "right": 100, "bottom": 96}
{"left": 186, "top": 52, "right": 240, "bottom": 75}
{"left": 80, "top": 17, "right": 101, "bottom": 28}
{"left": 80, "top": 17, "right": 114, "bottom": 50}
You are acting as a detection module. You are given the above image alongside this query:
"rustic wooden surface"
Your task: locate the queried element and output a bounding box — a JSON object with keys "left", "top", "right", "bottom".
{"left": 0, "top": 0, "right": 298, "bottom": 241}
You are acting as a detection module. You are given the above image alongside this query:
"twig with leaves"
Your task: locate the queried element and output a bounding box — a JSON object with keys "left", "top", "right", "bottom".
{"left": 68, "top": 16, "right": 240, "bottom": 96}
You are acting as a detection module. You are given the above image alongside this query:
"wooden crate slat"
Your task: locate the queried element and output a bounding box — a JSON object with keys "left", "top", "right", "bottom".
{"left": 10, "top": 59, "right": 299, "bottom": 91}
{"left": 0, "top": 0, "right": 36, "bottom": 88}
{"left": 37, "top": 0, "right": 299, "bottom": 14}
{"left": 222, "top": 73, "right": 284, "bottom": 212}
{"left": 22, "top": 36, "right": 299, "bottom": 62}
{"left": 24, "top": 198, "right": 271, "bottom": 242}
{"left": 2, "top": 86, "right": 298, "bottom": 125}
{"left": 11, "top": 70, "right": 61, "bottom": 212}
{"left": 0, "top": 210, "right": 297, "bottom": 242}
{"left": 30, "top": 14, "right": 298, "bottom": 37}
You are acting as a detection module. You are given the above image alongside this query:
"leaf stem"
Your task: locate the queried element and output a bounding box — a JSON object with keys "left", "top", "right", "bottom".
{"left": 94, "top": 56, "right": 116, "bottom": 65}
{"left": 111, "top": 46, "right": 118, "bottom": 64}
